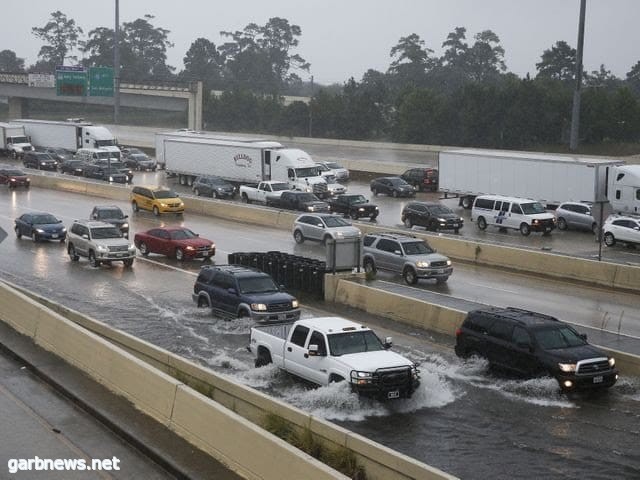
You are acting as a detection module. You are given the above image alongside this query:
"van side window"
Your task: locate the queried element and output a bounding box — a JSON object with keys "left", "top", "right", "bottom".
{"left": 475, "top": 198, "right": 494, "bottom": 210}
{"left": 290, "top": 325, "right": 310, "bottom": 347}
{"left": 466, "top": 314, "right": 495, "bottom": 333}
{"left": 500, "top": 202, "right": 510, "bottom": 213}
{"left": 636, "top": 189, "right": 640, "bottom": 201}
{"left": 511, "top": 204, "right": 523, "bottom": 214}
{"left": 616, "top": 190, "right": 621, "bottom": 200}
{"left": 494, "top": 201, "right": 502, "bottom": 211}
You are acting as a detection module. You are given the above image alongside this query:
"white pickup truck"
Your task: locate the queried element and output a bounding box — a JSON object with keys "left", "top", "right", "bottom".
{"left": 239, "top": 181, "right": 292, "bottom": 205}
{"left": 249, "top": 316, "right": 420, "bottom": 399}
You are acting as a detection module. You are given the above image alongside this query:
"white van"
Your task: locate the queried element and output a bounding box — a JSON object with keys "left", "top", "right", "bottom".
{"left": 471, "top": 195, "right": 557, "bottom": 236}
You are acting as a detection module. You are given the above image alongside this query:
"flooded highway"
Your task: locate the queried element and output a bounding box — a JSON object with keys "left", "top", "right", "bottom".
{"left": 1, "top": 186, "right": 640, "bottom": 479}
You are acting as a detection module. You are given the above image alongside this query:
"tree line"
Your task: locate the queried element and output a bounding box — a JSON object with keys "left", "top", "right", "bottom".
{"left": 1, "top": 10, "right": 639, "bottom": 149}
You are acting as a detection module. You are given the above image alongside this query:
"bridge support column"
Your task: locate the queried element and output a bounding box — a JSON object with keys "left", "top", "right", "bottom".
{"left": 188, "top": 81, "right": 203, "bottom": 131}
{"left": 8, "top": 97, "right": 28, "bottom": 119}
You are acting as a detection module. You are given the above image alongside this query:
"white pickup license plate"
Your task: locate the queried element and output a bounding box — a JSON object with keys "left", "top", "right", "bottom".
{"left": 387, "top": 390, "right": 400, "bottom": 399}
{"left": 438, "top": 269, "right": 445, "bottom": 274}
{"left": 115, "top": 253, "right": 126, "bottom": 258}
{"left": 51, "top": 234, "right": 58, "bottom": 238}
{"left": 593, "top": 376, "right": 603, "bottom": 384}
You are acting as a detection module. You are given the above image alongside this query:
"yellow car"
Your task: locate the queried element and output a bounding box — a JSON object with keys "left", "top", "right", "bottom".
{"left": 130, "top": 185, "right": 185, "bottom": 216}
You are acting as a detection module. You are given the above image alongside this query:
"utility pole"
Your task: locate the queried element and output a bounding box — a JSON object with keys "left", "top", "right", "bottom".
{"left": 569, "top": 0, "right": 586, "bottom": 151}
{"left": 308, "top": 75, "right": 314, "bottom": 138}
{"left": 113, "top": 0, "right": 121, "bottom": 124}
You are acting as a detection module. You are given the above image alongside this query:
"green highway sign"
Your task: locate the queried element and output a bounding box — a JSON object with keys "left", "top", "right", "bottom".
{"left": 89, "top": 67, "right": 114, "bottom": 97}
{"left": 56, "top": 67, "right": 87, "bottom": 96}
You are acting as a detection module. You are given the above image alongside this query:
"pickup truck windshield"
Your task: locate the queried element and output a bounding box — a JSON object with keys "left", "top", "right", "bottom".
{"left": 328, "top": 331, "right": 384, "bottom": 356}
{"left": 238, "top": 276, "right": 278, "bottom": 294}
{"left": 533, "top": 326, "right": 586, "bottom": 350}
{"left": 90, "top": 227, "right": 122, "bottom": 239}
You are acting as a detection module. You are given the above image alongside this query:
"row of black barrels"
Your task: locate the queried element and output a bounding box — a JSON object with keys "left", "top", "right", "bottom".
{"left": 228, "top": 251, "right": 327, "bottom": 296}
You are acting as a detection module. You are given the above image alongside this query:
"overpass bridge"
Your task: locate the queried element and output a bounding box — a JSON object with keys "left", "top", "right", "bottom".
{"left": 0, "top": 72, "right": 203, "bottom": 130}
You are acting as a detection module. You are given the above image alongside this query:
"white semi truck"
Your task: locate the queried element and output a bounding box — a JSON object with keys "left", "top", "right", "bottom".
{"left": 155, "top": 131, "right": 329, "bottom": 198}
{"left": 439, "top": 148, "right": 640, "bottom": 214}
{"left": 0, "top": 122, "right": 33, "bottom": 158}
{"left": 13, "top": 119, "right": 120, "bottom": 158}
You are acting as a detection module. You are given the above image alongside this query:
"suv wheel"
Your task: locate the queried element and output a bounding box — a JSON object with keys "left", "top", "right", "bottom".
{"left": 352, "top": 211, "right": 359, "bottom": 220}
{"left": 557, "top": 217, "right": 568, "bottom": 230}
{"left": 477, "top": 216, "right": 487, "bottom": 230}
{"left": 123, "top": 258, "right": 134, "bottom": 268}
{"left": 212, "top": 190, "right": 219, "bottom": 199}
{"left": 403, "top": 217, "right": 412, "bottom": 228}
{"left": 31, "top": 231, "right": 38, "bottom": 243}
{"left": 322, "top": 235, "right": 332, "bottom": 245}
{"left": 519, "top": 223, "right": 531, "bottom": 236}
{"left": 461, "top": 197, "right": 473, "bottom": 209}
{"left": 88, "top": 250, "right": 100, "bottom": 268}
{"left": 152, "top": 206, "right": 160, "bottom": 216}
{"left": 175, "top": 248, "right": 185, "bottom": 261}
{"left": 372, "top": 188, "right": 378, "bottom": 196}
{"left": 392, "top": 190, "right": 399, "bottom": 198}
{"left": 238, "top": 308, "right": 250, "bottom": 319}
{"left": 197, "top": 295, "right": 210, "bottom": 308}
{"left": 604, "top": 232, "right": 616, "bottom": 247}
{"left": 363, "top": 258, "right": 376, "bottom": 276}
{"left": 131, "top": 201, "right": 139, "bottom": 212}
{"left": 68, "top": 244, "right": 79, "bottom": 261}
{"left": 436, "top": 277, "right": 449, "bottom": 285}
{"left": 293, "top": 229, "right": 304, "bottom": 244}
{"left": 194, "top": 188, "right": 201, "bottom": 196}
{"left": 403, "top": 266, "right": 418, "bottom": 285}
{"left": 14, "top": 226, "right": 21, "bottom": 239}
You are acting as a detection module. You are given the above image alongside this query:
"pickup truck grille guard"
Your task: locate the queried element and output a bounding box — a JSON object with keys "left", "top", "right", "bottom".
{"left": 373, "top": 366, "right": 413, "bottom": 389}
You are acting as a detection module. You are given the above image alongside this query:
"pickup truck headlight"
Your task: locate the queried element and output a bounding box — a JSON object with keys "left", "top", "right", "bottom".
{"left": 307, "top": 206, "right": 315, "bottom": 212}
{"left": 351, "top": 371, "right": 373, "bottom": 385}
{"left": 416, "top": 261, "right": 430, "bottom": 268}
{"left": 251, "top": 303, "right": 267, "bottom": 311}
{"left": 446, "top": 260, "right": 452, "bottom": 266}
{"left": 358, "top": 207, "right": 365, "bottom": 212}
{"left": 96, "top": 245, "right": 108, "bottom": 253}
{"left": 291, "top": 299, "right": 299, "bottom": 308}
{"left": 608, "top": 357, "right": 615, "bottom": 367}
{"left": 558, "top": 362, "right": 576, "bottom": 372}
{"left": 411, "top": 365, "right": 420, "bottom": 379}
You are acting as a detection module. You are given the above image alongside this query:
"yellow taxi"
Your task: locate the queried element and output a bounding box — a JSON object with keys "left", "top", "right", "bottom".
{"left": 130, "top": 185, "right": 184, "bottom": 216}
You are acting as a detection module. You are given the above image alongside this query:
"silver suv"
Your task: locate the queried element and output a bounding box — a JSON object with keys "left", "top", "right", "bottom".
{"left": 362, "top": 232, "right": 453, "bottom": 285}
{"left": 66, "top": 220, "right": 136, "bottom": 268}
{"left": 293, "top": 214, "right": 361, "bottom": 244}
{"left": 555, "top": 202, "right": 596, "bottom": 232}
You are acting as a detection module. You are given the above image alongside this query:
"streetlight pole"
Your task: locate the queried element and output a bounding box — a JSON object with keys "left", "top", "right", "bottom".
{"left": 308, "top": 75, "right": 313, "bottom": 138}
{"left": 569, "top": 0, "right": 586, "bottom": 151}
{"left": 113, "top": 0, "right": 121, "bottom": 124}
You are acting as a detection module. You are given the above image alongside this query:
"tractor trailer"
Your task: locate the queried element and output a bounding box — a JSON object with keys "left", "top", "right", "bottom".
{"left": 439, "top": 148, "right": 640, "bottom": 214}
{"left": 156, "top": 131, "right": 329, "bottom": 197}
{"left": 0, "top": 123, "right": 33, "bottom": 158}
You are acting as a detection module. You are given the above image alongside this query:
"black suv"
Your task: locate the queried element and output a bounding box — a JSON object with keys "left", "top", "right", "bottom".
{"left": 400, "top": 167, "right": 439, "bottom": 191}
{"left": 272, "top": 191, "right": 330, "bottom": 213}
{"left": 23, "top": 152, "right": 58, "bottom": 171}
{"left": 455, "top": 307, "right": 618, "bottom": 391}
{"left": 370, "top": 176, "right": 416, "bottom": 197}
{"left": 327, "top": 194, "right": 379, "bottom": 220}
{"left": 192, "top": 265, "right": 300, "bottom": 322}
{"left": 90, "top": 205, "right": 129, "bottom": 238}
{"left": 401, "top": 201, "right": 464, "bottom": 233}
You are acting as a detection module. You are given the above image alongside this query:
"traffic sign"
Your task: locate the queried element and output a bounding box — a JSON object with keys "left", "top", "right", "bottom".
{"left": 89, "top": 67, "right": 114, "bottom": 97}
{"left": 56, "top": 67, "right": 87, "bottom": 96}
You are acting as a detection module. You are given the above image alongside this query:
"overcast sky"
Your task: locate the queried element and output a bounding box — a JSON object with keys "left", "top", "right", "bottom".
{"left": 3, "top": 0, "right": 638, "bottom": 85}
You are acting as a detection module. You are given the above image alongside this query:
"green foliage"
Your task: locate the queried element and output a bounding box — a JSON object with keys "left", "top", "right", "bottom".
{"left": 536, "top": 41, "right": 576, "bottom": 82}
{"left": 0, "top": 50, "right": 25, "bottom": 72}
{"left": 31, "top": 11, "right": 83, "bottom": 67}
{"left": 263, "top": 413, "right": 367, "bottom": 479}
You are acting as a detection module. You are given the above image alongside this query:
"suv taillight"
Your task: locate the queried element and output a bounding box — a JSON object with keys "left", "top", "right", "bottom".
{"left": 455, "top": 328, "right": 462, "bottom": 337}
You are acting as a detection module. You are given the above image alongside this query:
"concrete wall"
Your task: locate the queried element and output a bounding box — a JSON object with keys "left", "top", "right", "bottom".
{"left": 1, "top": 281, "right": 457, "bottom": 480}
{"left": 28, "top": 174, "right": 640, "bottom": 294}
{"left": 323, "top": 273, "right": 640, "bottom": 378}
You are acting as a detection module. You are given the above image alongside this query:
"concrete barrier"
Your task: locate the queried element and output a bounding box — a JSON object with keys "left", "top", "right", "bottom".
{"left": 1, "top": 281, "right": 457, "bottom": 480}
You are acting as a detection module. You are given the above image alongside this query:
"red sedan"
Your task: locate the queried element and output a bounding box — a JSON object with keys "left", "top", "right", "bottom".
{"left": 134, "top": 227, "right": 215, "bottom": 261}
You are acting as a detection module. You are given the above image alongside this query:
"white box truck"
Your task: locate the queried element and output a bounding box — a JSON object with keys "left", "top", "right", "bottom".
{"left": 12, "top": 119, "right": 120, "bottom": 158}
{"left": 0, "top": 122, "right": 33, "bottom": 158}
{"left": 439, "top": 148, "right": 640, "bottom": 214}
{"left": 155, "top": 131, "right": 328, "bottom": 197}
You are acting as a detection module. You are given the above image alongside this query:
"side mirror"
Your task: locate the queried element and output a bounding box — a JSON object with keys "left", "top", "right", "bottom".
{"left": 227, "top": 288, "right": 237, "bottom": 295}
{"left": 308, "top": 344, "right": 319, "bottom": 356}
{"left": 124, "top": 215, "right": 128, "bottom": 219}
{"left": 579, "top": 333, "right": 587, "bottom": 341}
{"left": 383, "top": 337, "right": 393, "bottom": 349}
{"left": 317, "top": 224, "right": 323, "bottom": 227}
{"left": 92, "top": 214, "right": 98, "bottom": 219}
{"left": 82, "top": 234, "right": 89, "bottom": 240}
{"left": 394, "top": 250, "right": 402, "bottom": 256}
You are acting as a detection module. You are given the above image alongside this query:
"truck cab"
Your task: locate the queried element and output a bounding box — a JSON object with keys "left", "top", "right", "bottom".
{"left": 609, "top": 165, "right": 640, "bottom": 215}
{"left": 0, "top": 123, "right": 33, "bottom": 158}
{"left": 268, "top": 148, "right": 328, "bottom": 198}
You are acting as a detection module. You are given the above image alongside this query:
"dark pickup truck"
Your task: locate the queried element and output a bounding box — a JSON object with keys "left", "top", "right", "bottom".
{"left": 271, "top": 191, "right": 330, "bottom": 213}
{"left": 328, "top": 194, "right": 379, "bottom": 220}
